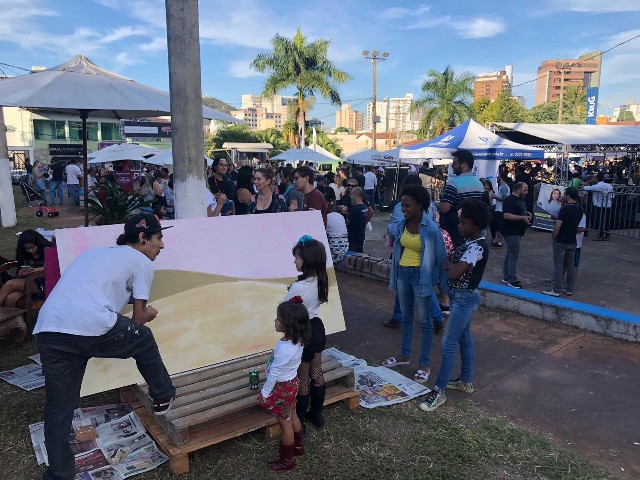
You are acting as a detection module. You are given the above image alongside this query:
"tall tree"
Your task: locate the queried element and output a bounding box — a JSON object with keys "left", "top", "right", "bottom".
{"left": 617, "top": 110, "right": 636, "bottom": 122}
{"left": 526, "top": 101, "right": 559, "bottom": 123}
{"left": 414, "top": 66, "right": 474, "bottom": 138}
{"left": 251, "top": 28, "right": 351, "bottom": 148}
{"left": 563, "top": 85, "right": 587, "bottom": 124}
{"left": 479, "top": 86, "right": 526, "bottom": 124}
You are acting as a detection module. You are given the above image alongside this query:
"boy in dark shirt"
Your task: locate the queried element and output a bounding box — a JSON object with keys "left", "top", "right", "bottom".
{"left": 342, "top": 187, "right": 372, "bottom": 253}
{"left": 543, "top": 187, "right": 584, "bottom": 297}
{"left": 419, "top": 199, "right": 490, "bottom": 412}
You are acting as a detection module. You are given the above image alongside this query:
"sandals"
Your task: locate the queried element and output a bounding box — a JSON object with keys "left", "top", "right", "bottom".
{"left": 491, "top": 242, "right": 503, "bottom": 248}
{"left": 382, "top": 356, "right": 410, "bottom": 367}
{"left": 413, "top": 369, "right": 430, "bottom": 383}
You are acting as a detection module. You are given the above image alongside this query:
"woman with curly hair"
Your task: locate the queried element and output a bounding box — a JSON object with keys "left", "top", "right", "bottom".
{"left": 383, "top": 185, "right": 447, "bottom": 384}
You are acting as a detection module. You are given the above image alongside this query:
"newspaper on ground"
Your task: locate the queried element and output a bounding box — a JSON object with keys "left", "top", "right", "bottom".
{"left": 29, "top": 404, "right": 168, "bottom": 479}
{"left": 0, "top": 362, "right": 45, "bottom": 390}
{"left": 29, "top": 353, "right": 42, "bottom": 365}
{"left": 324, "top": 347, "right": 429, "bottom": 409}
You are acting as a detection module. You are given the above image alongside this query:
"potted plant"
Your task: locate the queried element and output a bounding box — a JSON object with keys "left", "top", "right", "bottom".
{"left": 87, "top": 180, "right": 151, "bottom": 225}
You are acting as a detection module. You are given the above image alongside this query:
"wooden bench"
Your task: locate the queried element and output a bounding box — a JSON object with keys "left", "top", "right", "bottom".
{"left": 120, "top": 351, "right": 359, "bottom": 474}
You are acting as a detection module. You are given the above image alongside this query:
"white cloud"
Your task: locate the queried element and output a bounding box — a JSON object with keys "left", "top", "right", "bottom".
{"left": 140, "top": 37, "right": 166, "bottom": 52}
{"left": 408, "top": 15, "right": 451, "bottom": 30}
{"left": 454, "top": 18, "right": 505, "bottom": 39}
{"left": 98, "top": 26, "right": 149, "bottom": 44}
{"left": 228, "top": 60, "right": 263, "bottom": 78}
{"left": 111, "top": 52, "right": 145, "bottom": 72}
{"left": 379, "top": 4, "right": 430, "bottom": 19}
{"left": 558, "top": 0, "right": 640, "bottom": 12}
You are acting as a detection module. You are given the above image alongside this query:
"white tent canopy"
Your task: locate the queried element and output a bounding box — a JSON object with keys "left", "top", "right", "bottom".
{"left": 346, "top": 148, "right": 396, "bottom": 166}
{"left": 271, "top": 147, "right": 337, "bottom": 163}
{"left": 88, "top": 143, "right": 160, "bottom": 163}
{"left": 494, "top": 123, "right": 640, "bottom": 146}
{"left": 309, "top": 143, "right": 339, "bottom": 160}
{"left": 145, "top": 148, "right": 213, "bottom": 167}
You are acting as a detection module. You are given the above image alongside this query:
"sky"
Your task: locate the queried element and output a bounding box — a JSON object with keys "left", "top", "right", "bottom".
{"left": 1, "top": 0, "right": 639, "bottom": 128}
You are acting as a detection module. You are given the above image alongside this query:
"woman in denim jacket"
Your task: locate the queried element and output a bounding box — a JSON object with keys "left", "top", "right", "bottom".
{"left": 383, "top": 184, "right": 447, "bottom": 383}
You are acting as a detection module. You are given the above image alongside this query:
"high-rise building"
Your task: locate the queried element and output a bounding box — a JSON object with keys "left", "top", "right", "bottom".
{"left": 238, "top": 94, "right": 296, "bottom": 128}
{"left": 366, "top": 93, "right": 421, "bottom": 133}
{"left": 534, "top": 52, "right": 602, "bottom": 106}
{"left": 335, "top": 104, "right": 364, "bottom": 132}
{"left": 230, "top": 106, "right": 282, "bottom": 130}
{"left": 473, "top": 66, "right": 512, "bottom": 102}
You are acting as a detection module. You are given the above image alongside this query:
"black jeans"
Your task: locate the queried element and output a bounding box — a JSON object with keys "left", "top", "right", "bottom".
{"left": 37, "top": 315, "right": 175, "bottom": 480}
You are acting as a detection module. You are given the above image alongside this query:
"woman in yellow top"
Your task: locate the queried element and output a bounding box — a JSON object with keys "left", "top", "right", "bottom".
{"left": 383, "top": 185, "right": 447, "bottom": 383}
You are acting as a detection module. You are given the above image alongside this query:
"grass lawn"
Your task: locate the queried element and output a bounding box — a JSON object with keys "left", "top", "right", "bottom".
{"left": 0, "top": 186, "right": 614, "bottom": 479}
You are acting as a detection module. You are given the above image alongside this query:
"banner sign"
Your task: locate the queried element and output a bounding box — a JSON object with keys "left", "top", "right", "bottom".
{"left": 533, "top": 183, "right": 566, "bottom": 231}
{"left": 586, "top": 87, "right": 599, "bottom": 125}
{"left": 113, "top": 171, "right": 133, "bottom": 192}
{"left": 49, "top": 144, "right": 83, "bottom": 156}
{"left": 122, "top": 121, "right": 172, "bottom": 138}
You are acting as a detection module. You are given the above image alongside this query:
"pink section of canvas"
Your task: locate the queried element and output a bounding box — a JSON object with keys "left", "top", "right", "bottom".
{"left": 54, "top": 211, "right": 331, "bottom": 278}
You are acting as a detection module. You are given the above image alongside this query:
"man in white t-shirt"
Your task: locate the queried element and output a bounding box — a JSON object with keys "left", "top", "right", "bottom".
{"left": 65, "top": 160, "right": 83, "bottom": 207}
{"left": 35, "top": 214, "right": 176, "bottom": 480}
{"left": 363, "top": 167, "right": 378, "bottom": 209}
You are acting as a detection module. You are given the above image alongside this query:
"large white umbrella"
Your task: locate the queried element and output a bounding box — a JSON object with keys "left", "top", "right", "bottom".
{"left": 0, "top": 54, "right": 240, "bottom": 225}
{"left": 145, "top": 148, "right": 213, "bottom": 167}
{"left": 347, "top": 147, "right": 397, "bottom": 166}
{"left": 271, "top": 146, "right": 337, "bottom": 163}
{"left": 88, "top": 143, "right": 160, "bottom": 164}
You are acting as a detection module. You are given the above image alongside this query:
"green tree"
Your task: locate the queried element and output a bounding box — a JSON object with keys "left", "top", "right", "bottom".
{"left": 205, "top": 124, "right": 258, "bottom": 157}
{"left": 305, "top": 128, "right": 342, "bottom": 157}
{"left": 617, "top": 110, "right": 635, "bottom": 122}
{"left": 414, "top": 66, "right": 474, "bottom": 138}
{"left": 251, "top": 28, "right": 351, "bottom": 148}
{"left": 471, "top": 98, "right": 491, "bottom": 122}
{"left": 334, "top": 126, "right": 351, "bottom": 133}
{"left": 526, "top": 101, "right": 559, "bottom": 123}
{"left": 562, "top": 85, "right": 587, "bottom": 124}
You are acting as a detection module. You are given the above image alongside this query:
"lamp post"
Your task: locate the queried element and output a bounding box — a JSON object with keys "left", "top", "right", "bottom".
{"left": 362, "top": 50, "right": 389, "bottom": 150}
{"left": 555, "top": 61, "right": 573, "bottom": 124}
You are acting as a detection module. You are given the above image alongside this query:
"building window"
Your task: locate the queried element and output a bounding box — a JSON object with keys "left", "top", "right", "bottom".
{"left": 69, "top": 121, "right": 99, "bottom": 141}
{"left": 33, "top": 120, "right": 66, "bottom": 140}
{"left": 101, "top": 123, "right": 121, "bottom": 141}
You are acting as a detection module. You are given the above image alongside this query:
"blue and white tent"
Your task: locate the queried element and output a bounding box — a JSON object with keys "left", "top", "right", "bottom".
{"left": 399, "top": 119, "right": 544, "bottom": 162}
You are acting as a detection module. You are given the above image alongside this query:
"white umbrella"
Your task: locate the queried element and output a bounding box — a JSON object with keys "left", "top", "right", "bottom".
{"left": 271, "top": 146, "right": 337, "bottom": 163}
{"left": 145, "top": 148, "right": 213, "bottom": 167}
{"left": 88, "top": 143, "right": 160, "bottom": 164}
{"left": 309, "top": 143, "right": 339, "bottom": 160}
{"left": 347, "top": 148, "right": 397, "bottom": 166}
{"left": 0, "top": 55, "right": 240, "bottom": 225}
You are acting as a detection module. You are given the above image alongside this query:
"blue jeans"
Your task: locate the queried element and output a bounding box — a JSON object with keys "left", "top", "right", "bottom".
{"left": 397, "top": 266, "right": 434, "bottom": 367}
{"left": 49, "top": 180, "right": 64, "bottom": 205}
{"left": 392, "top": 292, "right": 443, "bottom": 325}
{"left": 36, "top": 178, "right": 47, "bottom": 198}
{"left": 37, "top": 315, "right": 175, "bottom": 480}
{"left": 365, "top": 189, "right": 375, "bottom": 208}
{"left": 434, "top": 289, "right": 480, "bottom": 391}
{"left": 67, "top": 184, "right": 80, "bottom": 206}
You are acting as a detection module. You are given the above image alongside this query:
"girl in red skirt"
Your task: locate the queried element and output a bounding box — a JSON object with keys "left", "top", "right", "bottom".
{"left": 258, "top": 297, "right": 311, "bottom": 471}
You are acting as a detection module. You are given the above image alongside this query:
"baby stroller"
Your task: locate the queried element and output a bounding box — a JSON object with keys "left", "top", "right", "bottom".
{"left": 19, "top": 176, "right": 47, "bottom": 207}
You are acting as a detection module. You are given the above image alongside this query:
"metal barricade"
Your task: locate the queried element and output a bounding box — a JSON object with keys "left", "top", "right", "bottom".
{"left": 579, "top": 186, "right": 640, "bottom": 240}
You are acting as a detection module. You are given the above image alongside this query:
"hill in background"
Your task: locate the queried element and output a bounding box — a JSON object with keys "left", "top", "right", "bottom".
{"left": 203, "top": 96, "right": 234, "bottom": 112}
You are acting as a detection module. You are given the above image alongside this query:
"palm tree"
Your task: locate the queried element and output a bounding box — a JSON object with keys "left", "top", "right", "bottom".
{"left": 251, "top": 28, "right": 351, "bottom": 148}
{"left": 414, "top": 66, "right": 474, "bottom": 138}
{"left": 563, "top": 85, "right": 587, "bottom": 124}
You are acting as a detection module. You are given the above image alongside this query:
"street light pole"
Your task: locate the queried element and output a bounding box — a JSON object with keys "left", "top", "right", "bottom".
{"left": 362, "top": 50, "right": 389, "bottom": 150}
{"left": 555, "top": 62, "right": 573, "bottom": 124}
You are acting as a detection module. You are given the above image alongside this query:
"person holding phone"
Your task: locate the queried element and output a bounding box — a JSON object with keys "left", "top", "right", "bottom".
{"left": 0, "top": 230, "right": 51, "bottom": 307}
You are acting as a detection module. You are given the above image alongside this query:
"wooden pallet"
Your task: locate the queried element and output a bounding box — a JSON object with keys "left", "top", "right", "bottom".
{"left": 120, "top": 352, "right": 359, "bottom": 474}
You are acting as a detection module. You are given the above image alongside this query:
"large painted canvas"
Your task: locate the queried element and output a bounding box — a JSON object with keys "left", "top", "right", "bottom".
{"left": 53, "top": 211, "right": 345, "bottom": 396}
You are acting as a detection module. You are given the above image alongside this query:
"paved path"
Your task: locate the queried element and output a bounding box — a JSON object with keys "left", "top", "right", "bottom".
{"left": 364, "top": 211, "right": 640, "bottom": 316}
{"left": 332, "top": 271, "right": 640, "bottom": 479}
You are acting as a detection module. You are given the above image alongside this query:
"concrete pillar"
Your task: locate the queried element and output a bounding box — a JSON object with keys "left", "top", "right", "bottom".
{"left": 165, "top": 0, "right": 206, "bottom": 219}
{"left": 0, "top": 107, "right": 17, "bottom": 227}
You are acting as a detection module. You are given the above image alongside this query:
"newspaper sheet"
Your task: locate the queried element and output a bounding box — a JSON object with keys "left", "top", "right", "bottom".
{"left": 29, "top": 353, "right": 42, "bottom": 365}
{"left": 30, "top": 404, "right": 167, "bottom": 479}
{"left": 0, "top": 363, "right": 45, "bottom": 390}
{"left": 324, "top": 347, "right": 429, "bottom": 409}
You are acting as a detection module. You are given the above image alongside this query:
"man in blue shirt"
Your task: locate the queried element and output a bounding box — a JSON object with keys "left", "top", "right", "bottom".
{"left": 437, "top": 149, "right": 484, "bottom": 245}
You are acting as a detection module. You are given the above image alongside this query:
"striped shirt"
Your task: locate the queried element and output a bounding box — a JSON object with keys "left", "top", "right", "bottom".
{"left": 439, "top": 172, "right": 484, "bottom": 243}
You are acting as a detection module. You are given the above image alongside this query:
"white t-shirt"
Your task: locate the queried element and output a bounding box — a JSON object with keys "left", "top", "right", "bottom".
{"left": 261, "top": 339, "right": 303, "bottom": 397}
{"left": 576, "top": 214, "right": 587, "bottom": 248}
{"left": 326, "top": 212, "right": 348, "bottom": 236}
{"left": 329, "top": 182, "right": 341, "bottom": 201}
{"left": 205, "top": 188, "right": 218, "bottom": 212}
{"left": 284, "top": 277, "right": 320, "bottom": 318}
{"left": 34, "top": 246, "right": 154, "bottom": 336}
{"left": 494, "top": 183, "right": 510, "bottom": 213}
{"left": 65, "top": 163, "right": 82, "bottom": 185}
{"left": 363, "top": 171, "right": 377, "bottom": 190}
